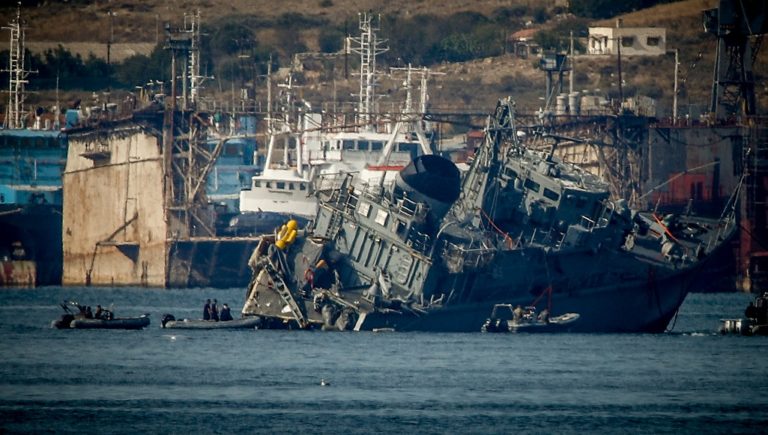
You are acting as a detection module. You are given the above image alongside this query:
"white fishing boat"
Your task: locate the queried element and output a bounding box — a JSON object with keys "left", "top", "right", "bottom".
{"left": 239, "top": 13, "right": 436, "bottom": 227}
{"left": 238, "top": 76, "right": 317, "bottom": 221}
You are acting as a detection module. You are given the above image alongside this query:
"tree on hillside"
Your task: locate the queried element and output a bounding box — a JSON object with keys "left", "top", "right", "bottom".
{"left": 534, "top": 18, "right": 588, "bottom": 53}
{"left": 383, "top": 11, "right": 507, "bottom": 66}
{"left": 382, "top": 13, "right": 440, "bottom": 65}
{"left": 208, "top": 24, "right": 254, "bottom": 56}
{"left": 570, "top": 0, "right": 674, "bottom": 19}
{"left": 318, "top": 27, "right": 344, "bottom": 53}
{"left": 24, "top": 45, "right": 114, "bottom": 90}
{"left": 114, "top": 44, "right": 170, "bottom": 89}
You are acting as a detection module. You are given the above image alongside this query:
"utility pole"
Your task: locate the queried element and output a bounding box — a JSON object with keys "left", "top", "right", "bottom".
{"left": 569, "top": 31, "right": 574, "bottom": 95}
{"left": 107, "top": 10, "right": 116, "bottom": 65}
{"left": 266, "top": 54, "right": 273, "bottom": 134}
{"left": 673, "top": 48, "right": 679, "bottom": 124}
{"left": 616, "top": 21, "right": 623, "bottom": 112}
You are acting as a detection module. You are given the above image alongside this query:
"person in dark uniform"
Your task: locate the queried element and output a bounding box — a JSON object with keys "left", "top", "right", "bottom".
{"left": 745, "top": 301, "right": 758, "bottom": 321}
{"left": 94, "top": 305, "right": 103, "bottom": 320}
{"left": 220, "top": 304, "right": 233, "bottom": 321}
{"left": 755, "top": 295, "right": 768, "bottom": 325}
{"left": 203, "top": 299, "right": 211, "bottom": 321}
{"left": 210, "top": 299, "right": 219, "bottom": 322}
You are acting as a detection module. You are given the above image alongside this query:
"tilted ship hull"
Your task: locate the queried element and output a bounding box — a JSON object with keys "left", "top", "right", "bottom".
{"left": 240, "top": 99, "right": 737, "bottom": 333}
{"left": 241, "top": 225, "right": 727, "bottom": 333}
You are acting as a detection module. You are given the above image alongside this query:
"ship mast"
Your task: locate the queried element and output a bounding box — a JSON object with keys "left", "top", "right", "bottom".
{"left": 378, "top": 64, "right": 442, "bottom": 164}
{"left": 450, "top": 98, "right": 518, "bottom": 226}
{"left": 183, "top": 10, "right": 208, "bottom": 108}
{"left": 2, "top": 4, "right": 35, "bottom": 129}
{"left": 349, "top": 12, "right": 388, "bottom": 130}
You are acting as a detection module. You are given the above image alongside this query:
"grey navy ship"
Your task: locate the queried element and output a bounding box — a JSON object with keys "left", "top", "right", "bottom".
{"left": 240, "top": 98, "right": 737, "bottom": 333}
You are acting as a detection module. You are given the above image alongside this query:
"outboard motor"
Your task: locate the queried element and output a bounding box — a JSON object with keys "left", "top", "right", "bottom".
{"left": 394, "top": 155, "right": 461, "bottom": 229}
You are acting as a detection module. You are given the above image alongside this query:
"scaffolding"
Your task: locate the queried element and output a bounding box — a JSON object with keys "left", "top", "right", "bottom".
{"left": 162, "top": 13, "right": 222, "bottom": 243}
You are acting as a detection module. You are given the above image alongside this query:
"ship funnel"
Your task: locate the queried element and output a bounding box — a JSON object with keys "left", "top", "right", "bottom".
{"left": 394, "top": 155, "right": 460, "bottom": 225}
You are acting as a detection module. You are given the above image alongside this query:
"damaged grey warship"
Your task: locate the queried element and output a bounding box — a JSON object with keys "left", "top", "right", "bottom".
{"left": 240, "top": 98, "right": 737, "bottom": 332}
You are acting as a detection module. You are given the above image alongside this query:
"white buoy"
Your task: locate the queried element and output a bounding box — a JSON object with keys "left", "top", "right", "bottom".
{"left": 320, "top": 378, "right": 330, "bottom": 386}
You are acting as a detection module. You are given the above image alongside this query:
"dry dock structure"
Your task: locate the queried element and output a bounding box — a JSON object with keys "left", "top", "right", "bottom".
{"left": 62, "top": 111, "right": 259, "bottom": 288}
{"left": 62, "top": 15, "right": 260, "bottom": 288}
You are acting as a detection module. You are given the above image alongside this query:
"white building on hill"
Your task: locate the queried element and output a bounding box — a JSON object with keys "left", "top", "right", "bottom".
{"left": 588, "top": 24, "right": 666, "bottom": 56}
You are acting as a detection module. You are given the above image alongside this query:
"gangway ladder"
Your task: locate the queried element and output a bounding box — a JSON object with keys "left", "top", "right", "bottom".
{"left": 266, "top": 262, "right": 309, "bottom": 329}
{"left": 324, "top": 209, "right": 344, "bottom": 239}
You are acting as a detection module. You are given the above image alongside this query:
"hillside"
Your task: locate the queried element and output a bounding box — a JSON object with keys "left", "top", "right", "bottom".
{"left": 2, "top": 0, "right": 555, "bottom": 42}
{"left": 0, "top": 0, "right": 765, "bottom": 118}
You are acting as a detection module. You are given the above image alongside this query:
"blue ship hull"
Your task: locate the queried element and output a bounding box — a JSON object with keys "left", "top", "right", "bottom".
{"left": 0, "top": 204, "right": 62, "bottom": 285}
{"left": 1, "top": 129, "right": 67, "bottom": 286}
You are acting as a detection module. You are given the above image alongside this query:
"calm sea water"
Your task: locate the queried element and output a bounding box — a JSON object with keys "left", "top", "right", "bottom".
{"left": 0, "top": 287, "right": 765, "bottom": 434}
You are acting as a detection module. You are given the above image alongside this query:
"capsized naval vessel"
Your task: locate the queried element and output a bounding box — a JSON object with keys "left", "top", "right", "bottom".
{"left": 240, "top": 98, "right": 737, "bottom": 333}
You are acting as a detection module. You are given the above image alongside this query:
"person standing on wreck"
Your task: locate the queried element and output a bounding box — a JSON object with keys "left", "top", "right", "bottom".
{"left": 203, "top": 299, "right": 211, "bottom": 321}
{"left": 210, "top": 299, "right": 219, "bottom": 322}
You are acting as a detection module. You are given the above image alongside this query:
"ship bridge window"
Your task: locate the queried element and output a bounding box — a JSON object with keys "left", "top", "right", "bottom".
{"left": 375, "top": 209, "right": 389, "bottom": 226}
{"left": 371, "top": 141, "right": 383, "bottom": 151}
{"left": 397, "top": 142, "right": 418, "bottom": 154}
{"left": 342, "top": 140, "right": 355, "bottom": 150}
{"left": 523, "top": 178, "right": 541, "bottom": 192}
{"left": 358, "top": 202, "right": 371, "bottom": 217}
{"left": 358, "top": 140, "right": 369, "bottom": 151}
{"left": 504, "top": 167, "right": 518, "bottom": 180}
{"left": 543, "top": 188, "right": 560, "bottom": 201}
{"left": 254, "top": 180, "right": 261, "bottom": 188}
{"left": 224, "top": 144, "right": 241, "bottom": 156}
{"left": 276, "top": 182, "right": 286, "bottom": 190}
{"left": 395, "top": 219, "right": 407, "bottom": 236}
{"left": 289, "top": 183, "right": 295, "bottom": 191}
{"left": 621, "top": 37, "right": 634, "bottom": 47}
{"left": 266, "top": 181, "right": 272, "bottom": 189}
{"left": 299, "top": 183, "right": 307, "bottom": 191}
